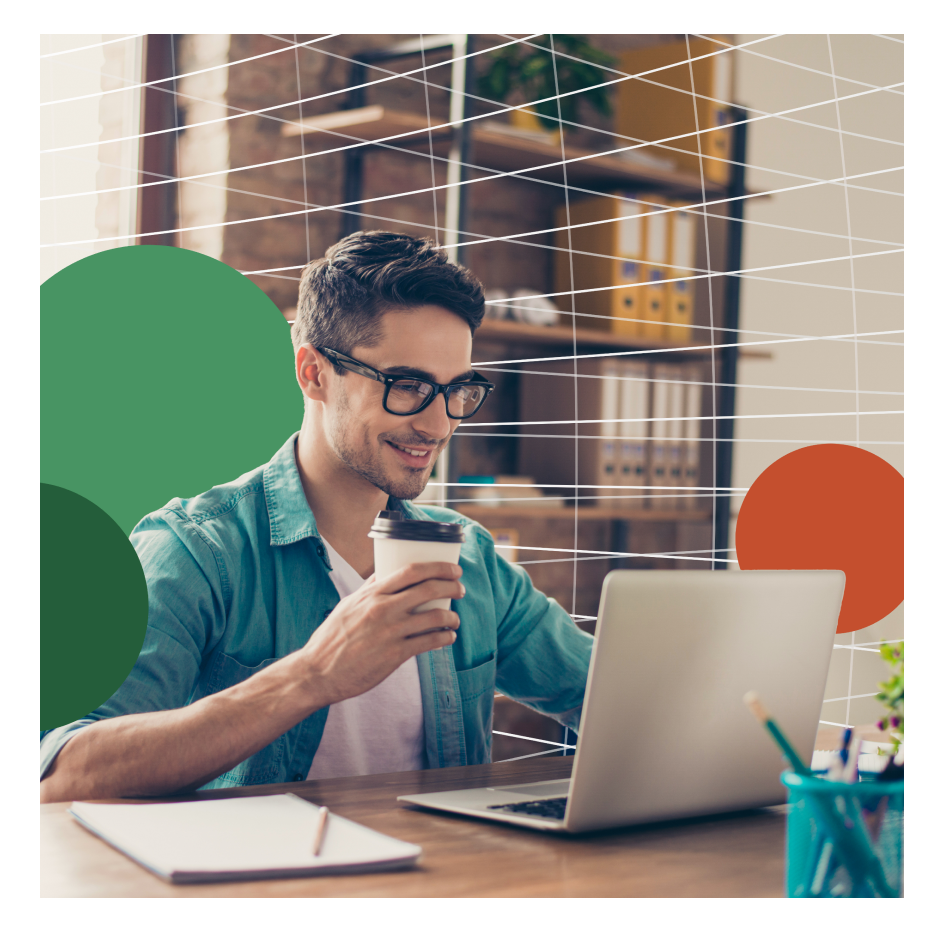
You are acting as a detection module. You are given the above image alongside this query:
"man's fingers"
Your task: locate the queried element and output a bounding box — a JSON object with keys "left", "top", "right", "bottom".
{"left": 387, "top": 578, "right": 464, "bottom": 615}
{"left": 405, "top": 627, "right": 458, "bottom": 656}
{"left": 402, "top": 609, "right": 460, "bottom": 639}
{"left": 371, "top": 560, "right": 462, "bottom": 595}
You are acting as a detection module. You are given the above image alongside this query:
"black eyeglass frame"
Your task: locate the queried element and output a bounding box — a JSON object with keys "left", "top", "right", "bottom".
{"left": 316, "top": 346, "right": 496, "bottom": 420}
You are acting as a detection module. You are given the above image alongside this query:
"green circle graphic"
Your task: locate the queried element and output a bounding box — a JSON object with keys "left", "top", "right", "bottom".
{"left": 41, "top": 483, "right": 149, "bottom": 730}
{"left": 41, "top": 246, "right": 301, "bottom": 535}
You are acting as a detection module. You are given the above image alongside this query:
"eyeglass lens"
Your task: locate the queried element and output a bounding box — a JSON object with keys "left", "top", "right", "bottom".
{"left": 386, "top": 380, "right": 487, "bottom": 417}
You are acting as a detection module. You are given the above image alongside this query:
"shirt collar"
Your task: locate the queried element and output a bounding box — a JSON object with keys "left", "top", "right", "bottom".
{"left": 263, "top": 432, "right": 428, "bottom": 547}
{"left": 263, "top": 433, "right": 319, "bottom": 547}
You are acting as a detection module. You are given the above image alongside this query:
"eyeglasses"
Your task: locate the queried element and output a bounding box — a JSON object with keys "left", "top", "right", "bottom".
{"left": 317, "top": 346, "right": 495, "bottom": 420}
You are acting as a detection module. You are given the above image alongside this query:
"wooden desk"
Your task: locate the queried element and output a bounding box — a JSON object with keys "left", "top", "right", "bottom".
{"left": 41, "top": 756, "right": 788, "bottom": 897}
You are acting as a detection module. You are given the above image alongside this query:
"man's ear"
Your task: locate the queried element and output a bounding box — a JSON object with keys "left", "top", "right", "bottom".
{"left": 295, "top": 343, "right": 329, "bottom": 401}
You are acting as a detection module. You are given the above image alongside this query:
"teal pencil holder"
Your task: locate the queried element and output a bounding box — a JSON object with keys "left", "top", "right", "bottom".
{"left": 782, "top": 771, "right": 903, "bottom": 898}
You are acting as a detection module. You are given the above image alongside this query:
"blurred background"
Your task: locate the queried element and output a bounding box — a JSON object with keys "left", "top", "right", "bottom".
{"left": 40, "top": 34, "right": 903, "bottom": 759}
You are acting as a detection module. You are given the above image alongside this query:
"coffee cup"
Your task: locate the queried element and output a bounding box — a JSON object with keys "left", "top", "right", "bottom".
{"left": 369, "top": 510, "right": 465, "bottom": 614}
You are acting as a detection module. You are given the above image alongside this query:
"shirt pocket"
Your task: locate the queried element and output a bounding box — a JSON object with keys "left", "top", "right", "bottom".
{"left": 455, "top": 654, "right": 496, "bottom": 766}
{"left": 198, "top": 651, "right": 286, "bottom": 787}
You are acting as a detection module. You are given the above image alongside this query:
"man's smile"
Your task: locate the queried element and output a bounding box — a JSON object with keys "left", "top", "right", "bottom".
{"left": 385, "top": 439, "right": 436, "bottom": 467}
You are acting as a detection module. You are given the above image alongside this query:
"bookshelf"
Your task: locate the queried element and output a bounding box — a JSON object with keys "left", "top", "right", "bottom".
{"left": 283, "top": 35, "right": 748, "bottom": 614}
{"left": 473, "top": 317, "right": 771, "bottom": 359}
{"left": 453, "top": 504, "right": 711, "bottom": 522}
{"left": 284, "top": 104, "right": 725, "bottom": 196}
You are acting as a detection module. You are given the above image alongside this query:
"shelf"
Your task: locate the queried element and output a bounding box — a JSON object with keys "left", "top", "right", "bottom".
{"left": 474, "top": 318, "right": 772, "bottom": 360}
{"left": 453, "top": 504, "right": 711, "bottom": 522}
{"left": 283, "top": 105, "right": 725, "bottom": 196}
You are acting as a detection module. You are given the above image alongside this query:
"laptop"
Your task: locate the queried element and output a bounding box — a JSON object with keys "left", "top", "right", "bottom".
{"left": 398, "top": 569, "right": 845, "bottom": 833}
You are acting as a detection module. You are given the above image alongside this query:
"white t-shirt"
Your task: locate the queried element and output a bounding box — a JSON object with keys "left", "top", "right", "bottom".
{"left": 307, "top": 536, "right": 426, "bottom": 780}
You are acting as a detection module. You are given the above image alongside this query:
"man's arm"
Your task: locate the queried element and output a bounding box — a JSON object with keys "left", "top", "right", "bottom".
{"left": 40, "top": 561, "right": 464, "bottom": 802}
{"left": 482, "top": 527, "right": 595, "bottom": 732}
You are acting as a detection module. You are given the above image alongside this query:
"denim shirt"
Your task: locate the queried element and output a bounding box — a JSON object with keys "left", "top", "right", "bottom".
{"left": 40, "top": 433, "right": 594, "bottom": 789}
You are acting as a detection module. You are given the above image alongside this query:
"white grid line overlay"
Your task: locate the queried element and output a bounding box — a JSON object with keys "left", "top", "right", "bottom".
{"left": 41, "top": 32, "right": 902, "bottom": 755}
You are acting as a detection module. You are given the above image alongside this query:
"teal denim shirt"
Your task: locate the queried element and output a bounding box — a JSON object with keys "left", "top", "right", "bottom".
{"left": 39, "top": 433, "right": 594, "bottom": 789}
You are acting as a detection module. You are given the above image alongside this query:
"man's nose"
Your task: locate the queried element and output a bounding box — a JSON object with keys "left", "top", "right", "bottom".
{"left": 411, "top": 392, "right": 453, "bottom": 440}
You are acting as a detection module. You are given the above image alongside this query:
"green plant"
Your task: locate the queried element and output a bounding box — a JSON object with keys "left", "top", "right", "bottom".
{"left": 477, "top": 35, "right": 616, "bottom": 132}
{"left": 875, "top": 641, "right": 903, "bottom": 751}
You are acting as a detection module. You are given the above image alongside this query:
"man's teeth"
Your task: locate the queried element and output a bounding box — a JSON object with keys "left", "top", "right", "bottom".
{"left": 391, "top": 442, "right": 428, "bottom": 457}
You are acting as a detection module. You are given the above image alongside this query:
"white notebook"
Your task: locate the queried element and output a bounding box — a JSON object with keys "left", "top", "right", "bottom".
{"left": 69, "top": 793, "right": 422, "bottom": 884}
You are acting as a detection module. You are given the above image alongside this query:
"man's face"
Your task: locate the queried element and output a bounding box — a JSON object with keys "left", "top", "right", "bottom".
{"left": 323, "top": 305, "right": 474, "bottom": 500}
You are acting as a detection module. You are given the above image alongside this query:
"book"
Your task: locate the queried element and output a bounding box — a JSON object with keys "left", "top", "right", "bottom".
{"left": 456, "top": 476, "right": 564, "bottom": 508}
{"left": 68, "top": 794, "right": 422, "bottom": 884}
{"left": 488, "top": 527, "right": 521, "bottom": 562}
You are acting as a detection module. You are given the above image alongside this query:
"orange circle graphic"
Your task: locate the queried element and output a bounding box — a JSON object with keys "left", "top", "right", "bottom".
{"left": 735, "top": 444, "right": 903, "bottom": 634}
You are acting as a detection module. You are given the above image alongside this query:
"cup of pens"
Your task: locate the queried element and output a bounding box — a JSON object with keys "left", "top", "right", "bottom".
{"left": 782, "top": 771, "right": 903, "bottom": 897}
{"left": 745, "top": 692, "right": 904, "bottom": 898}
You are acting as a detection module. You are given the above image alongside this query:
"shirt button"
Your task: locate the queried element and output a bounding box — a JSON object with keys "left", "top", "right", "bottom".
{"left": 293, "top": 774, "right": 304, "bottom": 781}
{"left": 316, "top": 544, "right": 325, "bottom": 556}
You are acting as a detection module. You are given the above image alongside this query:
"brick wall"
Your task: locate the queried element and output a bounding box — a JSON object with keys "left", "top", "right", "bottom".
{"left": 215, "top": 34, "right": 684, "bottom": 315}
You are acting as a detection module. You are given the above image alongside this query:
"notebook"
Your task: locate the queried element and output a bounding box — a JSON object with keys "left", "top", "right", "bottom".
{"left": 69, "top": 793, "right": 422, "bottom": 884}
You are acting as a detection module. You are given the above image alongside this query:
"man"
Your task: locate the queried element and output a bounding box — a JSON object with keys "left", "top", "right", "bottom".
{"left": 40, "top": 232, "right": 594, "bottom": 802}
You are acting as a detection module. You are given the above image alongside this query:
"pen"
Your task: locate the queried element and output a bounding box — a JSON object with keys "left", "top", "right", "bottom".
{"left": 313, "top": 804, "right": 329, "bottom": 856}
{"left": 841, "top": 731, "right": 862, "bottom": 784}
{"left": 839, "top": 726, "right": 853, "bottom": 766}
{"left": 743, "top": 691, "right": 811, "bottom": 775}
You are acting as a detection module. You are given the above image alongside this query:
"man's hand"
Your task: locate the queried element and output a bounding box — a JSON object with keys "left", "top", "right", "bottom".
{"left": 39, "top": 561, "right": 465, "bottom": 804}
{"left": 299, "top": 561, "right": 464, "bottom": 706}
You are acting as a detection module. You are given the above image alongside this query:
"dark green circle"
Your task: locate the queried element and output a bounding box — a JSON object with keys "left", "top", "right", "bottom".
{"left": 41, "top": 483, "right": 149, "bottom": 730}
{"left": 40, "top": 246, "right": 301, "bottom": 535}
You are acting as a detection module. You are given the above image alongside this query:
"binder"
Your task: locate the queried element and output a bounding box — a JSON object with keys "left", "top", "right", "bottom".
{"left": 616, "top": 36, "right": 734, "bottom": 186}
{"left": 615, "top": 361, "right": 650, "bottom": 510}
{"left": 554, "top": 193, "right": 645, "bottom": 336}
{"left": 666, "top": 203, "right": 698, "bottom": 343}
{"left": 680, "top": 366, "right": 705, "bottom": 510}
{"left": 647, "top": 364, "right": 672, "bottom": 510}
{"left": 518, "top": 356, "right": 623, "bottom": 503}
{"left": 665, "top": 366, "right": 686, "bottom": 508}
{"left": 640, "top": 195, "right": 669, "bottom": 340}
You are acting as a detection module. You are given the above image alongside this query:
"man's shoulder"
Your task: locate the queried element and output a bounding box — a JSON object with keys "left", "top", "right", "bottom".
{"left": 134, "top": 460, "right": 269, "bottom": 536}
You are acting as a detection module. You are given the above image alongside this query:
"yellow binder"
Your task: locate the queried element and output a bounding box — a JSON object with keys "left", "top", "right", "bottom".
{"left": 554, "top": 193, "right": 644, "bottom": 336}
{"left": 639, "top": 195, "right": 668, "bottom": 340}
{"left": 666, "top": 202, "right": 698, "bottom": 343}
{"left": 616, "top": 36, "right": 734, "bottom": 187}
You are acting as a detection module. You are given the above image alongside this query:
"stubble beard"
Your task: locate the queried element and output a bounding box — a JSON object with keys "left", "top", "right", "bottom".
{"left": 328, "top": 386, "right": 444, "bottom": 500}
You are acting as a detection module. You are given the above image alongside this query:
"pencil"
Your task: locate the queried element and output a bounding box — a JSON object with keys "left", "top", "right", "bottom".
{"left": 743, "top": 691, "right": 811, "bottom": 775}
{"left": 313, "top": 804, "right": 329, "bottom": 856}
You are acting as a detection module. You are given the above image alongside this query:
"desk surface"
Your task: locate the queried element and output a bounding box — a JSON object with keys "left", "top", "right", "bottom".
{"left": 41, "top": 756, "right": 788, "bottom": 897}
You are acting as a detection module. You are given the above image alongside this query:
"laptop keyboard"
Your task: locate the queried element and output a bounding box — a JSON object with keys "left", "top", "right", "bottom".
{"left": 487, "top": 797, "right": 568, "bottom": 820}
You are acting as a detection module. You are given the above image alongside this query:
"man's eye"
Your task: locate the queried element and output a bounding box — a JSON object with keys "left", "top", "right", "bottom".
{"left": 393, "top": 380, "right": 429, "bottom": 395}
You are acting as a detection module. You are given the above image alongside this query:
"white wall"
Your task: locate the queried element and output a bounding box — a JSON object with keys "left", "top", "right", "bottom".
{"left": 40, "top": 35, "right": 143, "bottom": 283}
{"left": 731, "top": 35, "right": 903, "bottom": 726}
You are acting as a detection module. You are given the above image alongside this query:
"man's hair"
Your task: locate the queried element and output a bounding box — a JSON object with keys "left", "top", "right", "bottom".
{"left": 291, "top": 231, "right": 485, "bottom": 364}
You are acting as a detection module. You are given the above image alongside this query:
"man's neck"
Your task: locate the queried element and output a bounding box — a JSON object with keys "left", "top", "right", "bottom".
{"left": 294, "top": 418, "right": 388, "bottom": 579}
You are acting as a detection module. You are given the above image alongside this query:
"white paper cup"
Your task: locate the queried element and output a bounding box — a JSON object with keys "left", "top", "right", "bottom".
{"left": 369, "top": 512, "right": 465, "bottom": 614}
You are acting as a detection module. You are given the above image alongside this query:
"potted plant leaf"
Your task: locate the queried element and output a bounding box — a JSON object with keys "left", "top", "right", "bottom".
{"left": 875, "top": 641, "right": 903, "bottom": 753}
{"left": 477, "top": 35, "right": 615, "bottom": 143}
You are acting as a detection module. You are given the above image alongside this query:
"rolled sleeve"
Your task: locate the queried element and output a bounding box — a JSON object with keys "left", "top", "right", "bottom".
{"left": 40, "top": 509, "right": 228, "bottom": 779}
